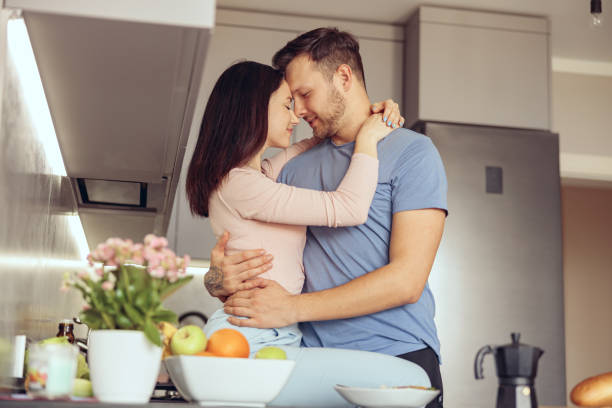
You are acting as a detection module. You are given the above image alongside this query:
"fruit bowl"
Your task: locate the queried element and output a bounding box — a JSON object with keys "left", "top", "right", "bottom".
{"left": 164, "top": 355, "right": 295, "bottom": 407}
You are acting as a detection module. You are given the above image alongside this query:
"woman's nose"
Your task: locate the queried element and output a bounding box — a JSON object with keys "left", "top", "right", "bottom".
{"left": 290, "top": 109, "right": 299, "bottom": 125}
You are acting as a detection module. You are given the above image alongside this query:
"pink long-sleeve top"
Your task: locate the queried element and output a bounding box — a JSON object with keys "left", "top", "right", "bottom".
{"left": 208, "top": 137, "right": 379, "bottom": 295}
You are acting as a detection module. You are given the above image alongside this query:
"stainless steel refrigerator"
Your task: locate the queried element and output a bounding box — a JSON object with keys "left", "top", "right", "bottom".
{"left": 415, "top": 122, "right": 566, "bottom": 407}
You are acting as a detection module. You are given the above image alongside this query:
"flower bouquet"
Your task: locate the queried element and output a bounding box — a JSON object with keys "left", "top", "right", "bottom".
{"left": 63, "top": 234, "right": 193, "bottom": 346}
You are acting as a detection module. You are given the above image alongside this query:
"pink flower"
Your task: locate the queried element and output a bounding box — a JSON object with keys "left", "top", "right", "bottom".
{"left": 145, "top": 248, "right": 163, "bottom": 268}
{"left": 95, "top": 267, "right": 104, "bottom": 276}
{"left": 82, "top": 304, "right": 91, "bottom": 311}
{"left": 152, "top": 237, "right": 168, "bottom": 250}
{"left": 149, "top": 266, "right": 165, "bottom": 279}
{"left": 145, "top": 234, "right": 168, "bottom": 250}
{"left": 130, "top": 243, "right": 145, "bottom": 265}
{"left": 77, "top": 270, "right": 89, "bottom": 280}
{"left": 166, "top": 269, "right": 179, "bottom": 283}
{"left": 101, "top": 281, "right": 114, "bottom": 291}
{"left": 102, "top": 244, "right": 115, "bottom": 259}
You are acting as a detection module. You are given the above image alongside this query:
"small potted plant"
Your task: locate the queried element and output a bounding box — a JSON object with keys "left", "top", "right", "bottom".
{"left": 62, "top": 234, "right": 193, "bottom": 404}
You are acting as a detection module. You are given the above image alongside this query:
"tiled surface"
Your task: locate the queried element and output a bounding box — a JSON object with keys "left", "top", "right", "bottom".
{"left": 0, "top": 28, "right": 86, "bottom": 356}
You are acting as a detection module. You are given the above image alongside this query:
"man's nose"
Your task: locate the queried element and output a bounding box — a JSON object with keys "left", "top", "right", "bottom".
{"left": 293, "top": 99, "right": 307, "bottom": 118}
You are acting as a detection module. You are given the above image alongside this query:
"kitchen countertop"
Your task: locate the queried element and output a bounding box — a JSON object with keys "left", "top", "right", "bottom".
{"left": 0, "top": 397, "right": 299, "bottom": 408}
{"left": 0, "top": 397, "right": 575, "bottom": 408}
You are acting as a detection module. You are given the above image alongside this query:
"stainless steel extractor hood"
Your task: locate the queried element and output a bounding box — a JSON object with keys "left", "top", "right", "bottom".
{"left": 3, "top": 0, "right": 215, "bottom": 249}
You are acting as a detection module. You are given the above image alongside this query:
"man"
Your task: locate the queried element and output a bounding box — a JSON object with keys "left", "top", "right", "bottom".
{"left": 206, "top": 27, "right": 447, "bottom": 407}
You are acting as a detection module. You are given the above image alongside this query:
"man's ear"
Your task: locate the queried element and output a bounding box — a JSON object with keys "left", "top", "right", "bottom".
{"left": 334, "top": 64, "right": 353, "bottom": 92}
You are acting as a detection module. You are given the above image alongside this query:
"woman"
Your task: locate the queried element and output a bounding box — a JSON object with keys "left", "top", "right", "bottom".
{"left": 185, "top": 61, "right": 399, "bottom": 354}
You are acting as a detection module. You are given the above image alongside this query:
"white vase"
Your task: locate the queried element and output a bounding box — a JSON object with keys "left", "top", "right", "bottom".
{"left": 88, "top": 330, "right": 162, "bottom": 404}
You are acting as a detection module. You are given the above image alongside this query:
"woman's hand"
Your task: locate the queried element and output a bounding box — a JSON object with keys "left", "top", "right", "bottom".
{"left": 356, "top": 113, "right": 393, "bottom": 143}
{"left": 223, "top": 280, "right": 299, "bottom": 328}
{"left": 204, "top": 231, "right": 273, "bottom": 301}
{"left": 370, "top": 99, "right": 405, "bottom": 129}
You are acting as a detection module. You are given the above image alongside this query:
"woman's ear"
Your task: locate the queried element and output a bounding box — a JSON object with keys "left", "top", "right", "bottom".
{"left": 334, "top": 64, "right": 353, "bottom": 92}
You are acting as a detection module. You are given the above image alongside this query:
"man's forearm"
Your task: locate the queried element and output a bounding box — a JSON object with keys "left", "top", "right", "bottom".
{"left": 295, "top": 261, "right": 424, "bottom": 322}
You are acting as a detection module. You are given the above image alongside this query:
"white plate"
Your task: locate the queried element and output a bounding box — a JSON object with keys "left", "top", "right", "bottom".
{"left": 334, "top": 384, "right": 440, "bottom": 408}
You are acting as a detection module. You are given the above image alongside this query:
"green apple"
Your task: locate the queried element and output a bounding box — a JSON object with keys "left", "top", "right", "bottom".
{"left": 170, "top": 325, "right": 207, "bottom": 355}
{"left": 255, "top": 346, "right": 287, "bottom": 360}
{"left": 72, "top": 378, "right": 93, "bottom": 397}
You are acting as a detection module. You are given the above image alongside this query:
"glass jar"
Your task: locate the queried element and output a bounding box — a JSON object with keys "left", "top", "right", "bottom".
{"left": 26, "top": 343, "right": 78, "bottom": 399}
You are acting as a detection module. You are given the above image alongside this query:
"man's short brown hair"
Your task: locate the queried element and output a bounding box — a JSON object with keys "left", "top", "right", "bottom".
{"left": 272, "top": 27, "right": 366, "bottom": 87}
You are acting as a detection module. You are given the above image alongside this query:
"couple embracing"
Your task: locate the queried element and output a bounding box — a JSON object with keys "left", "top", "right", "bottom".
{"left": 186, "top": 27, "right": 447, "bottom": 408}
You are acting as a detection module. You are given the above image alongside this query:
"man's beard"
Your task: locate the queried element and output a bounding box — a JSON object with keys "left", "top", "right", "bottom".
{"left": 312, "top": 86, "right": 345, "bottom": 139}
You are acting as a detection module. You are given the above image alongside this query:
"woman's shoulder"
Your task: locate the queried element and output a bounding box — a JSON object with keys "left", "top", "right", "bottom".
{"left": 219, "top": 166, "right": 271, "bottom": 198}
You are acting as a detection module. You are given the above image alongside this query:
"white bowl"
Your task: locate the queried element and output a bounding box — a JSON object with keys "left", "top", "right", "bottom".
{"left": 164, "top": 355, "right": 295, "bottom": 407}
{"left": 334, "top": 384, "right": 440, "bottom": 408}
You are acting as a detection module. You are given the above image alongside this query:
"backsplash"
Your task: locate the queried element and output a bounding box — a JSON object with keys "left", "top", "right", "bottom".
{"left": 0, "top": 25, "right": 86, "bottom": 358}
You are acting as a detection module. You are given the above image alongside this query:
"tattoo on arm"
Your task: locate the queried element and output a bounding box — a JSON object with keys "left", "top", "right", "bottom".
{"left": 204, "top": 265, "right": 224, "bottom": 296}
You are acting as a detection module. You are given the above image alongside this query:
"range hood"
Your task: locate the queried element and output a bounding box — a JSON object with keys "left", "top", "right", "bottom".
{"left": 4, "top": 0, "right": 215, "bottom": 249}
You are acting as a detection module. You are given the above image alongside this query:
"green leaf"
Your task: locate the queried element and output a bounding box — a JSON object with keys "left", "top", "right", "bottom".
{"left": 125, "top": 265, "right": 150, "bottom": 292}
{"left": 73, "top": 282, "right": 90, "bottom": 299}
{"left": 89, "top": 288, "right": 109, "bottom": 315}
{"left": 115, "top": 287, "right": 126, "bottom": 303}
{"left": 144, "top": 316, "right": 161, "bottom": 347}
{"left": 159, "top": 276, "right": 193, "bottom": 301}
{"left": 123, "top": 303, "right": 144, "bottom": 326}
{"left": 149, "top": 290, "right": 160, "bottom": 309}
{"left": 118, "top": 266, "right": 132, "bottom": 303}
{"left": 79, "top": 309, "right": 103, "bottom": 329}
{"left": 115, "top": 313, "right": 133, "bottom": 329}
{"left": 134, "top": 290, "right": 150, "bottom": 313}
{"left": 151, "top": 308, "right": 177, "bottom": 324}
{"left": 100, "top": 312, "right": 115, "bottom": 329}
{"left": 102, "top": 291, "right": 120, "bottom": 315}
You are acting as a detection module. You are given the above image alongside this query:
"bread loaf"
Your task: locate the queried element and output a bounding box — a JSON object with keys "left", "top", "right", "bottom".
{"left": 570, "top": 371, "right": 612, "bottom": 407}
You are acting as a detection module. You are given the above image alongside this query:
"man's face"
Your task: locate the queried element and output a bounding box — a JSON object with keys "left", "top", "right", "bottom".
{"left": 285, "top": 55, "right": 345, "bottom": 139}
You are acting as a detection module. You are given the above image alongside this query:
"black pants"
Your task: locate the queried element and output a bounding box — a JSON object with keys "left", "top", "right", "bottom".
{"left": 396, "top": 347, "right": 443, "bottom": 408}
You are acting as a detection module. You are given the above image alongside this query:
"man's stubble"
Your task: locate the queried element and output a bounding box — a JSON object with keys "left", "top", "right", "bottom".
{"left": 312, "top": 85, "right": 346, "bottom": 139}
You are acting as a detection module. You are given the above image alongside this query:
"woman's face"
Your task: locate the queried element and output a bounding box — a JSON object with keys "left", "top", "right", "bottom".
{"left": 266, "top": 80, "right": 299, "bottom": 149}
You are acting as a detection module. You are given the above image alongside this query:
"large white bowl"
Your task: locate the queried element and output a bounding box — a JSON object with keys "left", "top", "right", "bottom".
{"left": 164, "top": 355, "right": 295, "bottom": 407}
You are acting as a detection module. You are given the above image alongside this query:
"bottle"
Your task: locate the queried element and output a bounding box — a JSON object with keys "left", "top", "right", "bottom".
{"left": 56, "top": 319, "right": 75, "bottom": 344}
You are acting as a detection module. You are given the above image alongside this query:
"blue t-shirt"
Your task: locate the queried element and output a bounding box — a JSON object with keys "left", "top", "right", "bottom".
{"left": 278, "top": 128, "right": 448, "bottom": 359}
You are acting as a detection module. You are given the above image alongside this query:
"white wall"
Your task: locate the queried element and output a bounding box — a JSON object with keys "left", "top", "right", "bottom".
{"left": 551, "top": 64, "right": 612, "bottom": 184}
{"left": 561, "top": 185, "right": 612, "bottom": 407}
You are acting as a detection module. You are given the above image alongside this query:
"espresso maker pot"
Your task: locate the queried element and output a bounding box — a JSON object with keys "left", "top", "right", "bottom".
{"left": 474, "top": 333, "right": 544, "bottom": 408}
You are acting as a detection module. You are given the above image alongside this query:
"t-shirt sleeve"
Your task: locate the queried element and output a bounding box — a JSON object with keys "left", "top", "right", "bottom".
{"left": 220, "top": 154, "right": 379, "bottom": 227}
{"left": 391, "top": 137, "right": 448, "bottom": 215}
{"left": 261, "top": 137, "right": 321, "bottom": 181}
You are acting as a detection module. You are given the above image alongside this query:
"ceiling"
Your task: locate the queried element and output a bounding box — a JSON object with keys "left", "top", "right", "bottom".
{"left": 217, "top": 0, "right": 612, "bottom": 63}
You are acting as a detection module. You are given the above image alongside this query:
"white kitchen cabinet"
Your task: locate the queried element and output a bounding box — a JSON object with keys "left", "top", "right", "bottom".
{"left": 404, "top": 6, "right": 550, "bottom": 130}
{"left": 168, "top": 10, "right": 403, "bottom": 260}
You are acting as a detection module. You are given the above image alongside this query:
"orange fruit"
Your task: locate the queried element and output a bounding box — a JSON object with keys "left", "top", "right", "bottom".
{"left": 205, "top": 329, "right": 250, "bottom": 358}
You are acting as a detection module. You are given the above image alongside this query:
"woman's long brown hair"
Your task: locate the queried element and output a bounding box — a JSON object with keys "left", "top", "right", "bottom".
{"left": 186, "top": 61, "right": 283, "bottom": 217}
